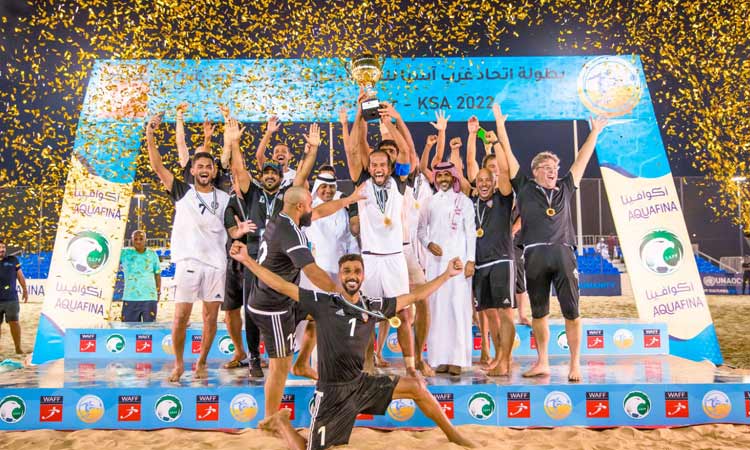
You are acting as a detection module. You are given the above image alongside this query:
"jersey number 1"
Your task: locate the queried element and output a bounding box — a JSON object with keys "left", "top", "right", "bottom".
{"left": 348, "top": 317, "right": 356, "bottom": 337}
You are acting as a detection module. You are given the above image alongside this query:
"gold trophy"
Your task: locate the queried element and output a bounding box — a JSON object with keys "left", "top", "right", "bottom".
{"left": 349, "top": 52, "right": 384, "bottom": 121}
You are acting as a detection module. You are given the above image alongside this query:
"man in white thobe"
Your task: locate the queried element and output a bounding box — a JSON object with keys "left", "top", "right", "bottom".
{"left": 418, "top": 161, "right": 476, "bottom": 375}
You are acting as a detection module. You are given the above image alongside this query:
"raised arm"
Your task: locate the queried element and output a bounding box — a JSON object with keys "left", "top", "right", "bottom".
{"left": 466, "top": 116, "right": 480, "bottom": 183}
{"left": 420, "top": 135, "right": 437, "bottom": 182}
{"left": 429, "top": 110, "right": 448, "bottom": 169}
{"left": 493, "top": 142, "right": 513, "bottom": 196}
{"left": 381, "top": 102, "right": 418, "bottom": 171}
{"left": 230, "top": 242, "right": 300, "bottom": 301}
{"left": 293, "top": 123, "right": 320, "bottom": 187}
{"left": 312, "top": 183, "right": 366, "bottom": 221}
{"left": 255, "top": 116, "right": 281, "bottom": 171}
{"left": 175, "top": 103, "right": 189, "bottom": 168}
{"left": 396, "top": 258, "right": 462, "bottom": 310}
{"left": 570, "top": 117, "right": 608, "bottom": 186}
{"left": 345, "top": 104, "right": 364, "bottom": 181}
{"left": 146, "top": 113, "right": 174, "bottom": 191}
{"left": 380, "top": 116, "right": 410, "bottom": 169}
{"left": 493, "top": 104, "right": 520, "bottom": 179}
{"left": 225, "top": 117, "right": 251, "bottom": 193}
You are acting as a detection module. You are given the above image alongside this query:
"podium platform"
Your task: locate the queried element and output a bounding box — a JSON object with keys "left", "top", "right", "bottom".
{"left": 1, "top": 320, "right": 748, "bottom": 430}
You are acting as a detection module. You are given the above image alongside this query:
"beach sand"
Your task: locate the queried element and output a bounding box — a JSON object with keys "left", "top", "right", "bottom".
{"left": 2, "top": 295, "right": 750, "bottom": 449}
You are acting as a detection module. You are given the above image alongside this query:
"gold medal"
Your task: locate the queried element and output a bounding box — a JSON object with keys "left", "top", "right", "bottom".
{"left": 388, "top": 316, "right": 402, "bottom": 328}
{"left": 414, "top": 201, "right": 420, "bottom": 209}
{"left": 546, "top": 208, "right": 556, "bottom": 217}
{"left": 476, "top": 227, "right": 484, "bottom": 238}
{"left": 384, "top": 216, "right": 392, "bottom": 226}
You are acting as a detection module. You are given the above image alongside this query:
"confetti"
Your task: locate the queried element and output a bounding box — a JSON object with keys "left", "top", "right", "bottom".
{"left": 0, "top": 1, "right": 747, "bottom": 249}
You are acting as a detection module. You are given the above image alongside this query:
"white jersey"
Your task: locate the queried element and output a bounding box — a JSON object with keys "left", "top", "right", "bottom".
{"left": 282, "top": 167, "right": 297, "bottom": 184}
{"left": 304, "top": 192, "right": 358, "bottom": 274}
{"left": 168, "top": 179, "right": 230, "bottom": 269}
{"left": 404, "top": 172, "right": 433, "bottom": 267}
{"left": 357, "top": 174, "right": 407, "bottom": 255}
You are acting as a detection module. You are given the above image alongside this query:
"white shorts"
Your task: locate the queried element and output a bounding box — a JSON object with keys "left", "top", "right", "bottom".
{"left": 404, "top": 244, "right": 426, "bottom": 285}
{"left": 361, "top": 253, "right": 410, "bottom": 298}
{"left": 174, "top": 260, "right": 226, "bottom": 303}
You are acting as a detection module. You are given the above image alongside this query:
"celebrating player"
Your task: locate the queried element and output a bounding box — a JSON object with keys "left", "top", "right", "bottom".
{"left": 229, "top": 242, "right": 476, "bottom": 450}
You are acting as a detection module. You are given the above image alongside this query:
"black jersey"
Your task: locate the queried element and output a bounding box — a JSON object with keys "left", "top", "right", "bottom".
{"left": 298, "top": 289, "right": 397, "bottom": 384}
{"left": 471, "top": 191, "right": 514, "bottom": 264}
{"left": 511, "top": 172, "right": 577, "bottom": 248}
{"left": 250, "top": 212, "right": 315, "bottom": 311}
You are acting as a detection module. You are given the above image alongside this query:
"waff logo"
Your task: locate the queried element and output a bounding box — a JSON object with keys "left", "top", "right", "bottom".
{"left": 76, "top": 395, "right": 105, "bottom": 424}
{"left": 155, "top": 394, "right": 183, "bottom": 423}
{"left": 506, "top": 392, "right": 530, "bottom": 418}
{"left": 623, "top": 391, "right": 651, "bottom": 419}
{"left": 0, "top": 395, "right": 26, "bottom": 424}
{"left": 196, "top": 395, "right": 219, "bottom": 421}
{"left": 135, "top": 334, "right": 152, "bottom": 353}
{"left": 643, "top": 329, "right": 661, "bottom": 349}
{"left": 79, "top": 333, "right": 96, "bottom": 352}
{"left": 586, "top": 329, "right": 604, "bottom": 349}
{"left": 191, "top": 335, "right": 202, "bottom": 354}
{"left": 118, "top": 395, "right": 142, "bottom": 422}
{"left": 280, "top": 394, "right": 295, "bottom": 420}
{"left": 585, "top": 392, "right": 609, "bottom": 418}
{"left": 467, "top": 392, "right": 495, "bottom": 421}
{"left": 639, "top": 229, "right": 684, "bottom": 275}
{"left": 664, "top": 391, "right": 689, "bottom": 418}
{"left": 66, "top": 230, "right": 111, "bottom": 275}
{"left": 433, "top": 393, "right": 454, "bottom": 419}
{"left": 40, "top": 396, "right": 63, "bottom": 422}
{"left": 106, "top": 334, "right": 126, "bottom": 353}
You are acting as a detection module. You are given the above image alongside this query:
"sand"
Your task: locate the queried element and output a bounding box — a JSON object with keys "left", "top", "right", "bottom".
{"left": 2, "top": 295, "right": 750, "bottom": 449}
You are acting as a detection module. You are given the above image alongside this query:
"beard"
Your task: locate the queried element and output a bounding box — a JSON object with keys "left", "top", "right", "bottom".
{"left": 299, "top": 211, "right": 313, "bottom": 228}
{"left": 343, "top": 279, "right": 361, "bottom": 296}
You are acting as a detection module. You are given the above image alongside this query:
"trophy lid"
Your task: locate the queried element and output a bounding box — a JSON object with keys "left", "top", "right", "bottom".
{"left": 350, "top": 52, "right": 383, "bottom": 86}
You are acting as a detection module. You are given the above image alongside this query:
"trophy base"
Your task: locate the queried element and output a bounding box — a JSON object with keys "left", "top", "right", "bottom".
{"left": 361, "top": 97, "right": 381, "bottom": 122}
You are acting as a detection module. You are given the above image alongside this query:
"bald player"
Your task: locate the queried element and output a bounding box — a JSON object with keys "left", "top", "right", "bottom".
{"left": 248, "top": 184, "right": 364, "bottom": 420}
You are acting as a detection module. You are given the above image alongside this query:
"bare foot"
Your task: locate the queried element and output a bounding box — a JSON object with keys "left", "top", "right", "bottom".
{"left": 194, "top": 363, "right": 208, "bottom": 380}
{"left": 167, "top": 365, "right": 184, "bottom": 383}
{"left": 568, "top": 363, "right": 582, "bottom": 382}
{"left": 522, "top": 361, "right": 550, "bottom": 378}
{"left": 487, "top": 361, "right": 510, "bottom": 377}
{"left": 15, "top": 349, "right": 27, "bottom": 355}
{"left": 374, "top": 353, "right": 391, "bottom": 368}
{"left": 363, "top": 355, "right": 376, "bottom": 374}
{"left": 258, "top": 408, "right": 291, "bottom": 433}
{"left": 479, "top": 354, "right": 490, "bottom": 367}
{"left": 291, "top": 363, "right": 319, "bottom": 380}
{"left": 416, "top": 360, "right": 435, "bottom": 377}
{"left": 483, "top": 358, "right": 499, "bottom": 371}
{"left": 450, "top": 434, "right": 479, "bottom": 448}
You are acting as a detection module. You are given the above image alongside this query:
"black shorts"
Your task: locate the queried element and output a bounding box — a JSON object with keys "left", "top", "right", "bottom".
{"left": 222, "top": 259, "right": 255, "bottom": 311}
{"left": 0, "top": 301, "right": 20, "bottom": 323}
{"left": 308, "top": 373, "right": 400, "bottom": 450}
{"left": 472, "top": 260, "right": 515, "bottom": 311}
{"left": 246, "top": 302, "right": 301, "bottom": 359}
{"left": 514, "top": 246, "right": 527, "bottom": 294}
{"left": 121, "top": 301, "right": 158, "bottom": 322}
{"left": 524, "top": 244, "right": 580, "bottom": 320}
